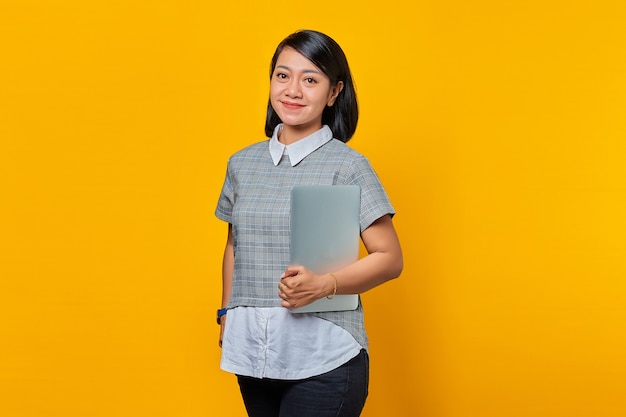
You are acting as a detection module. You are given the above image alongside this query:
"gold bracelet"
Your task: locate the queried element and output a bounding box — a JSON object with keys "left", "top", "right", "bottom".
{"left": 327, "top": 273, "right": 337, "bottom": 300}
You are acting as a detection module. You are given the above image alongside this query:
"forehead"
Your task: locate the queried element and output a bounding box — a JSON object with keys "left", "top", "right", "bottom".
{"left": 275, "top": 47, "right": 322, "bottom": 73}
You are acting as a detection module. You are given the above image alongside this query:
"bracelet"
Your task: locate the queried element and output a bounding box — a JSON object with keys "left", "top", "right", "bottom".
{"left": 217, "top": 308, "right": 228, "bottom": 325}
{"left": 326, "top": 273, "right": 338, "bottom": 300}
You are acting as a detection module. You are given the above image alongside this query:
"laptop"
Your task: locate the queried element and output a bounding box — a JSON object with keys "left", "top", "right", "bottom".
{"left": 289, "top": 185, "right": 360, "bottom": 313}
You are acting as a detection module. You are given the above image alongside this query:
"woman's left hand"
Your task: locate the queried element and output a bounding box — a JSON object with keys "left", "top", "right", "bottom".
{"left": 278, "top": 265, "right": 333, "bottom": 309}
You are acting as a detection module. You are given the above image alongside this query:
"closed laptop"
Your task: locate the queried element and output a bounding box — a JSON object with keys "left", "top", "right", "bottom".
{"left": 289, "top": 185, "right": 360, "bottom": 313}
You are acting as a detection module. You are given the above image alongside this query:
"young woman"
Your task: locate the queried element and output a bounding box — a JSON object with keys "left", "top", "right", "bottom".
{"left": 215, "top": 29, "right": 403, "bottom": 417}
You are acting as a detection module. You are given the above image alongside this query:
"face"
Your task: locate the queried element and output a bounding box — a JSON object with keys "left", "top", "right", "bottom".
{"left": 270, "top": 47, "right": 343, "bottom": 142}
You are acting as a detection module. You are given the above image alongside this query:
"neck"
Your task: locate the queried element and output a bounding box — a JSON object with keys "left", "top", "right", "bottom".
{"left": 278, "top": 124, "right": 321, "bottom": 145}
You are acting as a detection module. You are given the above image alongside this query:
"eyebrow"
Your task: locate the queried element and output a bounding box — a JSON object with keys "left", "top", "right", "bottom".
{"left": 276, "top": 65, "right": 321, "bottom": 74}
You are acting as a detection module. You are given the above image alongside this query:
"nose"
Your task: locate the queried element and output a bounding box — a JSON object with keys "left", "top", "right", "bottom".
{"left": 285, "top": 79, "right": 302, "bottom": 98}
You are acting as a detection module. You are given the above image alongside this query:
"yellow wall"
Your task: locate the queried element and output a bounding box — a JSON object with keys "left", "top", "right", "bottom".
{"left": 1, "top": 1, "right": 625, "bottom": 416}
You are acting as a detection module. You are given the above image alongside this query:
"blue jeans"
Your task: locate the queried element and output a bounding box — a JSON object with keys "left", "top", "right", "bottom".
{"left": 237, "top": 349, "right": 369, "bottom": 417}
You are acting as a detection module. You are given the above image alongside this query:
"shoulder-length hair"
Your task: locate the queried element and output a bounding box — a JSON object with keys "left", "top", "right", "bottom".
{"left": 264, "top": 30, "right": 359, "bottom": 142}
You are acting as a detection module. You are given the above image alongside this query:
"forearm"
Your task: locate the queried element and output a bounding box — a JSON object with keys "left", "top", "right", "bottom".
{"left": 221, "top": 224, "right": 234, "bottom": 308}
{"left": 330, "top": 214, "right": 403, "bottom": 295}
{"left": 332, "top": 251, "right": 401, "bottom": 295}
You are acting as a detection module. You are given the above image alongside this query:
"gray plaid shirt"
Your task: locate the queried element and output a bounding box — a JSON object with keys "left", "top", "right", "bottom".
{"left": 215, "top": 126, "right": 395, "bottom": 349}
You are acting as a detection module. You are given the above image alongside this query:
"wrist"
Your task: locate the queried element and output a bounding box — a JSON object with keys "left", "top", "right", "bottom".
{"left": 326, "top": 273, "right": 338, "bottom": 300}
{"left": 217, "top": 308, "right": 228, "bottom": 325}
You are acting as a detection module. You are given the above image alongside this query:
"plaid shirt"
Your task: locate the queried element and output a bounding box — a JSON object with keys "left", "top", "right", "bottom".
{"left": 215, "top": 126, "right": 395, "bottom": 350}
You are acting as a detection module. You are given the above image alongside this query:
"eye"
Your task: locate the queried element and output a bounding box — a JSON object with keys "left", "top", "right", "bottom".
{"left": 274, "top": 72, "right": 288, "bottom": 81}
{"left": 304, "top": 77, "right": 317, "bottom": 84}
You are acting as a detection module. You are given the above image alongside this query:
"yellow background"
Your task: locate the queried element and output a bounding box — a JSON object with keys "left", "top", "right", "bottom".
{"left": 1, "top": 1, "right": 625, "bottom": 416}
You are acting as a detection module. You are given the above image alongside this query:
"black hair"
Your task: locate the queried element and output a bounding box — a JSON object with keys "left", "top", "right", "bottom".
{"left": 264, "top": 30, "right": 359, "bottom": 142}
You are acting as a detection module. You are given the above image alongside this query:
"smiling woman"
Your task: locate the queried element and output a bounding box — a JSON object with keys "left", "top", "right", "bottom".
{"left": 265, "top": 30, "right": 359, "bottom": 145}
{"left": 215, "top": 30, "right": 403, "bottom": 417}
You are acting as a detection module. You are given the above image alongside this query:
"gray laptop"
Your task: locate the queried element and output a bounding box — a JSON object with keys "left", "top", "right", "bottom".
{"left": 289, "top": 185, "right": 360, "bottom": 313}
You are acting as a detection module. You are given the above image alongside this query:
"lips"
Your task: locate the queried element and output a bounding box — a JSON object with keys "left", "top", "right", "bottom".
{"left": 281, "top": 101, "right": 305, "bottom": 110}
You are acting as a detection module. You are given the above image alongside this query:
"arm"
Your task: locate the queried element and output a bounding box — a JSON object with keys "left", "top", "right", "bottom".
{"left": 219, "top": 223, "right": 234, "bottom": 346}
{"left": 279, "top": 214, "right": 403, "bottom": 308}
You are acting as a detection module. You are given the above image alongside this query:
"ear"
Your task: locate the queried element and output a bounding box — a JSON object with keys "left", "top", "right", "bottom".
{"left": 327, "top": 81, "right": 344, "bottom": 107}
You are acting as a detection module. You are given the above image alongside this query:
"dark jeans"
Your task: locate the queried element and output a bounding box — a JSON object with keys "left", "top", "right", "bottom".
{"left": 237, "top": 349, "right": 369, "bottom": 417}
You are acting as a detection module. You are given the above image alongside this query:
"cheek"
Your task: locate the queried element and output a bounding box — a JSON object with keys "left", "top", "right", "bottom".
{"left": 270, "top": 88, "right": 280, "bottom": 103}
{"left": 269, "top": 91, "right": 282, "bottom": 113}
{"left": 269, "top": 87, "right": 276, "bottom": 100}
{"left": 270, "top": 81, "right": 283, "bottom": 96}
{"left": 316, "top": 92, "right": 332, "bottom": 107}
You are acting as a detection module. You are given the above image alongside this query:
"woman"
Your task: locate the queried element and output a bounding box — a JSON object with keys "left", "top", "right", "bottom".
{"left": 215, "top": 29, "right": 403, "bottom": 417}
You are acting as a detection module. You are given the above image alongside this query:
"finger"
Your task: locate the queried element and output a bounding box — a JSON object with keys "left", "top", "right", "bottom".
{"left": 280, "top": 279, "right": 292, "bottom": 290}
{"left": 282, "top": 276, "right": 302, "bottom": 290}
{"left": 281, "top": 265, "right": 303, "bottom": 278}
{"left": 278, "top": 284, "right": 288, "bottom": 300}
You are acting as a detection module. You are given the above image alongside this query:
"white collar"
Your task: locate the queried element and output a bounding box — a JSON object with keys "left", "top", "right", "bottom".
{"left": 269, "top": 124, "right": 334, "bottom": 166}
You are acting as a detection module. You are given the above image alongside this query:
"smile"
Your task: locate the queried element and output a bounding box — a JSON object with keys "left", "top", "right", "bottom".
{"left": 281, "top": 101, "right": 306, "bottom": 110}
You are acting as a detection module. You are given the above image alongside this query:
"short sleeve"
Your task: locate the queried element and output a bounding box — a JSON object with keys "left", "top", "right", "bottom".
{"left": 215, "top": 161, "right": 234, "bottom": 223}
{"left": 346, "top": 156, "right": 395, "bottom": 233}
